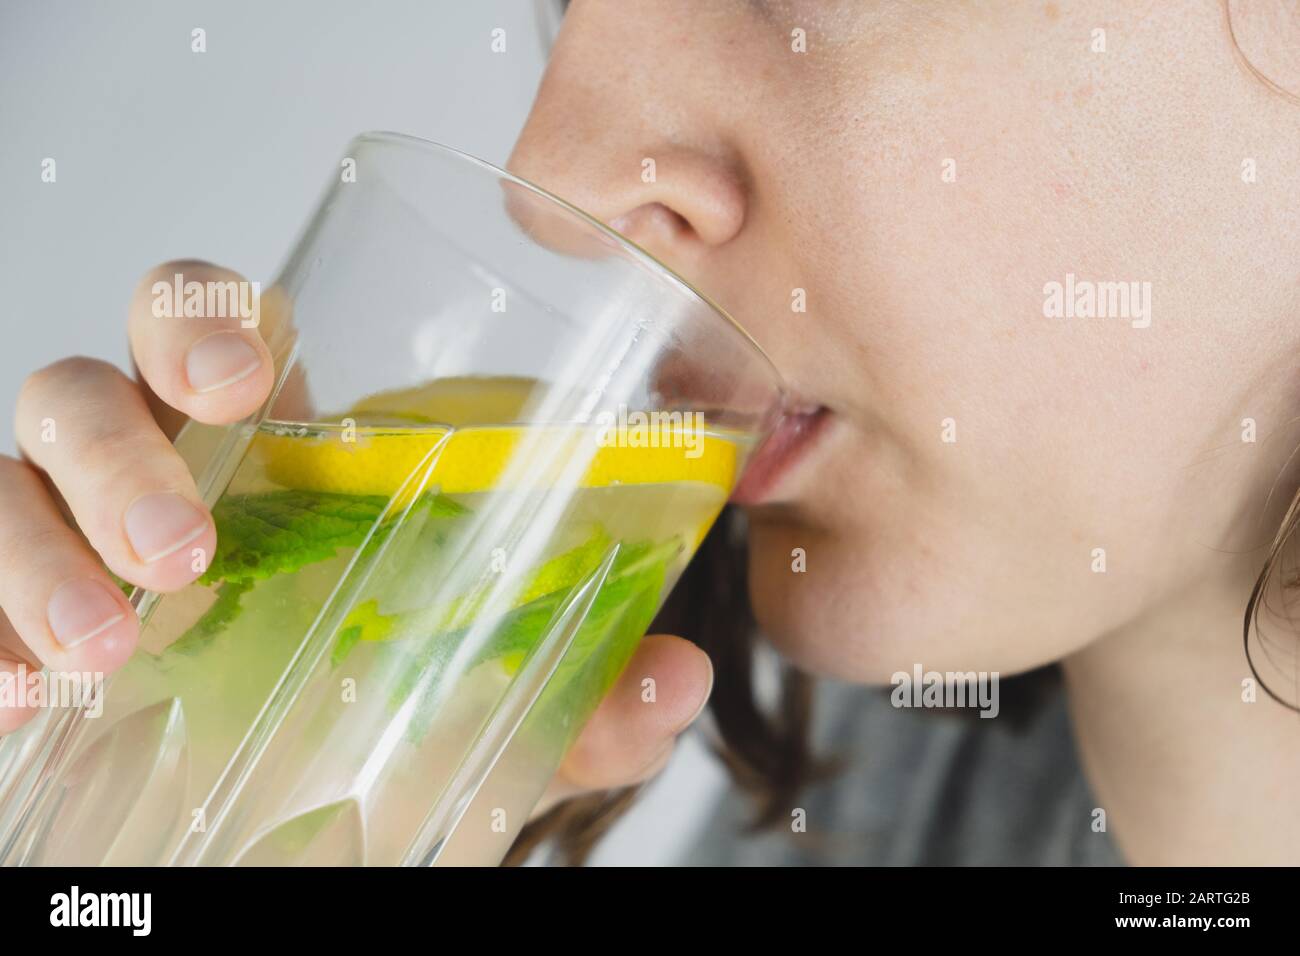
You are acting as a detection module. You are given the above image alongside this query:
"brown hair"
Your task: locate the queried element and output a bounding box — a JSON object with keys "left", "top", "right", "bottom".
{"left": 1244, "top": 491, "right": 1300, "bottom": 712}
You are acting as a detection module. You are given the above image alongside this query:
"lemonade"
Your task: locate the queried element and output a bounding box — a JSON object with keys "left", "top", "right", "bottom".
{"left": 4, "top": 383, "right": 743, "bottom": 867}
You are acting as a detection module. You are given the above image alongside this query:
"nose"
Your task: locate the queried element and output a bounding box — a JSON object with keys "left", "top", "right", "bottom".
{"left": 507, "top": 4, "right": 749, "bottom": 277}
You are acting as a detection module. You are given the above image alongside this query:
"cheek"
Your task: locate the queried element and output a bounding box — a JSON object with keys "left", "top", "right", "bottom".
{"left": 726, "top": 4, "right": 1270, "bottom": 682}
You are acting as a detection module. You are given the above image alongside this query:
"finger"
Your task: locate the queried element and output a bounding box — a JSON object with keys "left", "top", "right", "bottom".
{"left": 0, "top": 659, "right": 41, "bottom": 735}
{"left": 554, "top": 634, "right": 713, "bottom": 793}
{"left": 128, "top": 260, "right": 275, "bottom": 425}
{"left": 0, "top": 609, "right": 39, "bottom": 668}
{"left": 0, "top": 456, "right": 138, "bottom": 677}
{"left": 15, "top": 358, "right": 217, "bottom": 593}
{"left": 0, "top": 612, "right": 42, "bottom": 734}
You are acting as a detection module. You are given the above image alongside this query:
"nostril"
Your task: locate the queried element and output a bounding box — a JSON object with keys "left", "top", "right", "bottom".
{"left": 607, "top": 202, "right": 692, "bottom": 253}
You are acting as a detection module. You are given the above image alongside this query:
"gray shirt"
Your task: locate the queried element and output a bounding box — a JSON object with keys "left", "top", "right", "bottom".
{"left": 684, "top": 676, "right": 1124, "bottom": 866}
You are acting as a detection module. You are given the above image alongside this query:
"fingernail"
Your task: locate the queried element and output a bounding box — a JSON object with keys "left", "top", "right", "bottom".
{"left": 185, "top": 332, "right": 261, "bottom": 393}
{"left": 124, "top": 492, "right": 208, "bottom": 564}
{"left": 48, "top": 579, "right": 127, "bottom": 648}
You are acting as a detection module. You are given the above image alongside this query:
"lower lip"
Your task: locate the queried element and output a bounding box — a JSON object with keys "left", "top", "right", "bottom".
{"left": 729, "top": 407, "right": 830, "bottom": 506}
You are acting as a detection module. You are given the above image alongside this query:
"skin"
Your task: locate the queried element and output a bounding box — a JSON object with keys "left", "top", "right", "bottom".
{"left": 4, "top": 0, "right": 1299, "bottom": 862}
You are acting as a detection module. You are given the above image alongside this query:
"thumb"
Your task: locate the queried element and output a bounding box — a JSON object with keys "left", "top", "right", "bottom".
{"left": 544, "top": 634, "right": 713, "bottom": 807}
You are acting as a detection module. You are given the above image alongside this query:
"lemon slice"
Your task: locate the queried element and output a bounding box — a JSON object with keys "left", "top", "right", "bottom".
{"left": 254, "top": 378, "right": 739, "bottom": 498}
{"left": 254, "top": 423, "right": 737, "bottom": 497}
{"left": 344, "top": 376, "right": 538, "bottom": 427}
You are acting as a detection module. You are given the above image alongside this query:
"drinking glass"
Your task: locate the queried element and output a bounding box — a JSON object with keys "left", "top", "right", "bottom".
{"left": 0, "top": 132, "right": 784, "bottom": 866}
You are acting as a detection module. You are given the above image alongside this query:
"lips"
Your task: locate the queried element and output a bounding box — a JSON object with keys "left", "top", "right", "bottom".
{"left": 729, "top": 405, "right": 830, "bottom": 506}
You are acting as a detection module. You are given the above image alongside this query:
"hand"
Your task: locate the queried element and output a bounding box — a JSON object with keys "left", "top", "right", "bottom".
{"left": 536, "top": 631, "right": 712, "bottom": 814}
{"left": 0, "top": 261, "right": 714, "bottom": 812}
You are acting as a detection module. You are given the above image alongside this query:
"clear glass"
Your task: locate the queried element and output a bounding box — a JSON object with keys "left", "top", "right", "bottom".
{"left": 0, "top": 133, "right": 785, "bottom": 866}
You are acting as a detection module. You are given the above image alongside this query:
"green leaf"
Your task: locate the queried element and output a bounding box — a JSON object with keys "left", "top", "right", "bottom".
{"left": 201, "top": 490, "right": 465, "bottom": 586}
{"left": 168, "top": 579, "right": 254, "bottom": 656}
{"left": 330, "top": 599, "right": 396, "bottom": 667}
{"left": 331, "top": 625, "right": 363, "bottom": 669}
{"left": 392, "top": 535, "right": 679, "bottom": 745}
{"left": 162, "top": 489, "right": 467, "bottom": 657}
{"left": 107, "top": 571, "right": 135, "bottom": 599}
{"left": 514, "top": 526, "right": 614, "bottom": 607}
{"left": 328, "top": 525, "right": 615, "bottom": 667}
{"left": 526, "top": 538, "right": 673, "bottom": 726}
{"left": 477, "top": 538, "right": 675, "bottom": 670}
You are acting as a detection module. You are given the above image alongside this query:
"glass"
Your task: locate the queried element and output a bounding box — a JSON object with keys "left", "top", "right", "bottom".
{"left": 0, "top": 133, "right": 785, "bottom": 866}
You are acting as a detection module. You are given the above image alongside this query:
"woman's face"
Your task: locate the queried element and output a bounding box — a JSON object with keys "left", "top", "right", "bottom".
{"left": 509, "top": 0, "right": 1300, "bottom": 681}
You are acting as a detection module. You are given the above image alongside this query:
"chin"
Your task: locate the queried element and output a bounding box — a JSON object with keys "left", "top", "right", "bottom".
{"left": 743, "top": 516, "right": 1070, "bottom": 684}
{"left": 744, "top": 517, "right": 902, "bottom": 683}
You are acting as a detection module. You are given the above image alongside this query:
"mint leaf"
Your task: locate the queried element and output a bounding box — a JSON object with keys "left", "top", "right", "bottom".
{"left": 474, "top": 538, "right": 674, "bottom": 669}
{"left": 201, "top": 489, "right": 466, "bottom": 585}
{"left": 107, "top": 571, "right": 135, "bottom": 599}
{"left": 514, "top": 527, "right": 614, "bottom": 607}
{"left": 392, "top": 536, "right": 679, "bottom": 745}
{"left": 161, "top": 489, "right": 467, "bottom": 657}
{"left": 328, "top": 525, "right": 615, "bottom": 668}
{"left": 330, "top": 599, "right": 397, "bottom": 667}
{"left": 202, "top": 490, "right": 463, "bottom": 586}
{"left": 168, "top": 579, "right": 254, "bottom": 656}
{"left": 201, "top": 490, "right": 386, "bottom": 585}
{"left": 332, "top": 625, "right": 363, "bottom": 669}
{"left": 519, "top": 538, "right": 673, "bottom": 732}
